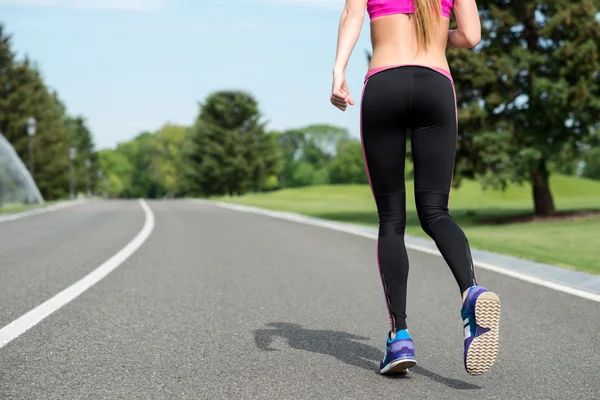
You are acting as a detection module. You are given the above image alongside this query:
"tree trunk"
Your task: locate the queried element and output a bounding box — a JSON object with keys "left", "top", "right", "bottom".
{"left": 531, "top": 159, "right": 556, "bottom": 216}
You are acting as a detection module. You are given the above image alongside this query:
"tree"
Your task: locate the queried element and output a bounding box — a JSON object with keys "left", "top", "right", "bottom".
{"left": 366, "top": 1, "right": 600, "bottom": 216}
{"left": 299, "top": 124, "right": 351, "bottom": 163}
{"left": 277, "top": 128, "right": 306, "bottom": 188}
{"left": 0, "top": 39, "right": 69, "bottom": 199}
{"left": 148, "top": 123, "right": 187, "bottom": 198}
{"left": 97, "top": 149, "right": 134, "bottom": 197}
{"left": 30, "top": 83, "right": 70, "bottom": 200}
{"left": 447, "top": 1, "right": 600, "bottom": 215}
{"left": 277, "top": 124, "right": 350, "bottom": 188}
{"left": 67, "top": 115, "right": 97, "bottom": 195}
{"left": 97, "top": 125, "right": 185, "bottom": 199}
{"left": 582, "top": 147, "right": 600, "bottom": 180}
{"left": 328, "top": 138, "right": 369, "bottom": 185}
{"left": 247, "top": 129, "right": 282, "bottom": 192}
{"left": 291, "top": 162, "right": 318, "bottom": 187}
{"left": 0, "top": 24, "right": 71, "bottom": 200}
{"left": 116, "top": 132, "right": 159, "bottom": 198}
{"left": 181, "top": 91, "right": 279, "bottom": 197}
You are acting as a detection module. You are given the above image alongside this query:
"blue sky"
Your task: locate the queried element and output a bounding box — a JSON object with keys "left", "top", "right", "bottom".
{"left": 0, "top": 0, "right": 374, "bottom": 150}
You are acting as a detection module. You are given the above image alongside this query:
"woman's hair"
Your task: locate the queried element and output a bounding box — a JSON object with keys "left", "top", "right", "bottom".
{"left": 413, "top": 0, "right": 442, "bottom": 53}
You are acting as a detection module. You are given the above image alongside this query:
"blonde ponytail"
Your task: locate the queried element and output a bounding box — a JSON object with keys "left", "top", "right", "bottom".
{"left": 413, "top": 0, "right": 442, "bottom": 53}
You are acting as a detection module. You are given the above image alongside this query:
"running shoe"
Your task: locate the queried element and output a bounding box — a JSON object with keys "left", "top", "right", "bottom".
{"left": 379, "top": 329, "right": 416, "bottom": 374}
{"left": 461, "top": 286, "right": 501, "bottom": 375}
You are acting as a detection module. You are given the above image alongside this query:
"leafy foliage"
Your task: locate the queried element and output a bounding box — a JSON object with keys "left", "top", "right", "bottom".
{"left": 180, "top": 91, "right": 281, "bottom": 197}
{"left": 366, "top": 1, "right": 600, "bottom": 215}
{"left": 0, "top": 25, "right": 71, "bottom": 201}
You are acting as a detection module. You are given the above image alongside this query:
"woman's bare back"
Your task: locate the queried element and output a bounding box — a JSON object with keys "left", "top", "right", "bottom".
{"left": 369, "top": 13, "right": 451, "bottom": 73}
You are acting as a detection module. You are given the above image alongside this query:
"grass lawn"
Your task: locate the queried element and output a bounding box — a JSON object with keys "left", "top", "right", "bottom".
{"left": 0, "top": 201, "right": 59, "bottom": 215}
{"left": 216, "top": 175, "right": 600, "bottom": 275}
{"left": 0, "top": 203, "right": 43, "bottom": 215}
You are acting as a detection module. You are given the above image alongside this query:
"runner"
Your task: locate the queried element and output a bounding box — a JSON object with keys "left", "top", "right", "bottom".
{"left": 330, "top": 0, "right": 501, "bottom": 376}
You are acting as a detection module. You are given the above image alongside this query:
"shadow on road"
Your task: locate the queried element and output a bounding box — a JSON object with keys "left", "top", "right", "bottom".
{"left": 254, "top": 322, "right": 480, "bottom": 391}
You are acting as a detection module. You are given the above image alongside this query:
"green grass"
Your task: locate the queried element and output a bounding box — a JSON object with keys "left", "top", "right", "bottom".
{"left": 0, "top": 201, "right": 58, "bottom": 215}
{"left": 216, "top": 175, "right": 600, "bottom": 275}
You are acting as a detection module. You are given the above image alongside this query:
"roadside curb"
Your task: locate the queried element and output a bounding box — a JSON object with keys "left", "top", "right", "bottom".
{"left": 192, "top": 199, "right": 600, "bottom": 302}
{"left": 405, "top": 233, "right": 600, "bottom": 297}
{"left": 0, "top": 199, "right": 92, "bottom": 224}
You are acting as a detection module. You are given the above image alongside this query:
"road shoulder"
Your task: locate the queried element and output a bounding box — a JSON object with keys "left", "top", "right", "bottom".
{"left": 195, "top": 200, "right": 600, "bottom": 300}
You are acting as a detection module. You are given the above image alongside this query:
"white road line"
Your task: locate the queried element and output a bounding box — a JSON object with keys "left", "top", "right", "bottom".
{"left": 206, "top": 201, "right": 600, "bottom": 303}
{"left": 0, "top": 199, "right": 91, "bottom": 224}
{"left": 0, "top": 199, "right": 155, "bottom": 349}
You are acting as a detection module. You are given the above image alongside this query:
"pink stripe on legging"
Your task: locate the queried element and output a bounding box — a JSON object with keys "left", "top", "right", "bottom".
{"left": 448, "top": 79, "right": 457, "bottom": 206}
{"left": 360, "top": 81, "right": 394, "bottom": 330}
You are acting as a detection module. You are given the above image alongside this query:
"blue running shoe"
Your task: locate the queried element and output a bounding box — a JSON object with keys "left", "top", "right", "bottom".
{"left": 461, "top": 286, "right": 501, "bottom": 376}
{"left": 379, "top": 330, "right": 416, "bottom": 374}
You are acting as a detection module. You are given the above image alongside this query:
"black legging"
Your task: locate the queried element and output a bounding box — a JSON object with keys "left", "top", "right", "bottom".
{"left": 360, "top": 65, "right": 477, "bottom": 331}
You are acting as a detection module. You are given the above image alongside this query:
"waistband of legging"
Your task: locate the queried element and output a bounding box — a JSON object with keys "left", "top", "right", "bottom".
{"left": 364, "top": 64, "right": 453, "bottom": 84}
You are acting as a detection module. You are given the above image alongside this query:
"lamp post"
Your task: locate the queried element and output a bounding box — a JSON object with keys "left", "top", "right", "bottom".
{"left": 69, "top": 147, "right": 76, "bottom": 199}
{"left": 26, "top": 117, "right": 36, "bottom": 176}
{"left": 96, "top": 170, "right": 103, "bottom": 197}
{"left": 85, "top": 158, "right": 91, "bottom": 197}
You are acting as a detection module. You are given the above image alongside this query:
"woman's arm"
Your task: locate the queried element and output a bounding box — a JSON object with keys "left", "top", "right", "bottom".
{"left": 332, "top": 0, "right": 368, "bottom": 76}
{"left": 448, "top": 0, "right": 481, "bottom": 48}
{"left": 330, "top": 0, "right": 367, "bottom": 111}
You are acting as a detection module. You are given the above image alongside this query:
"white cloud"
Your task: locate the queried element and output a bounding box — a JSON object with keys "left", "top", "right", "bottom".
{"left": 0, "top": 0, "right": 166, "bottom": 12}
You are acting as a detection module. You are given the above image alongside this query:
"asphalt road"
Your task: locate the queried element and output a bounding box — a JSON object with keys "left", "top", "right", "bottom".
{"left": 0, "top": 200, "right": 598, "bottom": 399}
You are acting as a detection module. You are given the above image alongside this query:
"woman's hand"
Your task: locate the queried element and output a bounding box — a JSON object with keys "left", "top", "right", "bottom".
{"left": 330, "top": 0, "right": 366, "bottom": 110}
{"left": 330, "top": 73, "right": 354, "bottom": 111}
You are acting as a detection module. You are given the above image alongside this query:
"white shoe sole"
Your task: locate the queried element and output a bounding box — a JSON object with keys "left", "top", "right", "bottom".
{"left": 380, "top": 358, "right": 417, "bottom": 375}
{"left": 465, "top": 291, "right": 501, "bottom": 376}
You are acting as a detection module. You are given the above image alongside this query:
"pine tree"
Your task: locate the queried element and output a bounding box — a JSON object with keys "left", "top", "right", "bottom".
{"left": 0, "top": 25, "right": 70, "bottom": 200}
{"left": 26, "top": 69, "right": 70, "bottom": 200}
{"left": 182, "top": 91, "right": 278, "bottom": 197}
{"left": 67, "top": 115, "right": 98, "bottom": 195}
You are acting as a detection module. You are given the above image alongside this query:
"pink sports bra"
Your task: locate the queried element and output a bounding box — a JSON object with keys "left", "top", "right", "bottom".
{"left": 367, "top": 0, "right": 453, "bottom": 20}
